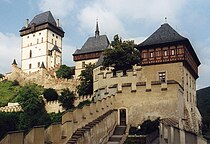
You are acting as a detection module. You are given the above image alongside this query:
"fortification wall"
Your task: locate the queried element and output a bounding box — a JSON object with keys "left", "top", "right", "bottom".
{"left": 0, "top": 95, "right": 116, "bottom": 144}
{"left": 5, "top": 65, "right": 77, "bottom": 91}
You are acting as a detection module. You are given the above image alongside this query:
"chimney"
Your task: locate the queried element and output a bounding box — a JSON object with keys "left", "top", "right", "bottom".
{"left": 26, "top": 19, "right": 29, "bottom": 28}
{"left": 56, "top": 19, "right": 59, "bottom": 27}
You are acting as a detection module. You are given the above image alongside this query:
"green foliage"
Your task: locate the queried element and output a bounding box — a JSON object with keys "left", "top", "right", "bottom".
{"left": 77, "top": 99, "right": 91, "bottom": 108}
{"left": 0, "top": 73, "right": 4, "bottom": 79}
{"left": 58, "top": 88, "right": 75, "bottom": 110}
{"left": 17, "top": 83, "right": 50, "bottom": 130}
{"left": 56, "top": 65, "right": 74, "bottom": 79}
{"left": 129, "top": 118, "right": 160, "bottom": 135}
{"left": 0, "top": 80, "right": 21, "bottom": 107}
{"left": 43, "top": 88, "right": 58, "bottom": 102}
{"left": 76, "top": 63, "right": 95, "bottom": 96}
{"left": 197, "top": 86, "right": 210, "bottom": 136}
{"left": 0, "top": 112, "right": 20, "bottom": 140}
{"left": 103, "top": 34, "right": 140, "bottom": 74}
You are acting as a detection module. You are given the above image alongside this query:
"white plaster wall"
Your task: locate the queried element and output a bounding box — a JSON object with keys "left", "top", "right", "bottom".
{"left": 21, "top": 29, "right": 62, "bottom": 73}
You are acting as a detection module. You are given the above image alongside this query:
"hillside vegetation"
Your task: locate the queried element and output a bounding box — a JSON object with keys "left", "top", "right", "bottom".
{"left": 0, "top": 80, "right": 20, "bottom": 107}
{"left": 196, "top": 86, "right": 210, "bottom": 137}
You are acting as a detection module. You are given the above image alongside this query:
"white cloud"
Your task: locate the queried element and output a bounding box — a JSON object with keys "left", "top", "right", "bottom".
{"left": 77, "top": 0, "right": 187, "bottom": 39}
{"left": 0, "top": 32, "right": 20, "bottom": 74}
{"left": 77, "top": 3, "right": 126, "bottom": 38}
{"left": 38, "top": 0, "right": 75, "bottom": 18}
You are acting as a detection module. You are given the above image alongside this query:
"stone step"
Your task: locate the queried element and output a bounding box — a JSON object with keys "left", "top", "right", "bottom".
{"left": 108, "top": 135, "right": 123, "bottom": 142}
{"left": 107, "top": 142, "right": 120, "bottom": 144}
{"left": 113, "top": 126, "right": 126, "bottom": 135}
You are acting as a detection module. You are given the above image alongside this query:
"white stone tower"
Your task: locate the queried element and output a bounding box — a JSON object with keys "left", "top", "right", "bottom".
{"left": 19, "top": 11, "right": 64, "bottom": 73}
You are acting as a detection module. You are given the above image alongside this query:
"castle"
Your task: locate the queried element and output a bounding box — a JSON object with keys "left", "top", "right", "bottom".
{"left": 0, "top": 11, "right": 207, "bottom": 144}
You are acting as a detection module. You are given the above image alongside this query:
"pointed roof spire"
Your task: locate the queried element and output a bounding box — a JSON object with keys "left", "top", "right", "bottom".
{"left": 95, "top": 19, "right": 100, "bottom": 37}
{"left": 40, "top": 62, "right": 46, "bottom": 69}
{"left": 12, "top": 59, "right": 17, "bottom": 65}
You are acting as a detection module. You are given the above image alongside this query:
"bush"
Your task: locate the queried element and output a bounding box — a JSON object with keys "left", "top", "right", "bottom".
{"left": 0, "top": 74, "right": 4, "bottom": 79}
{"left": 12, "top": 80, "right": 19, "bottom": 86}
{"left": 77, "top": 100, "right": 91, "bottom": 108}
{"left": 43, "top": 88, "right": 58, "bottom": 102}
{"left": 56, "top": 65, "right": 73, "bottom": 79}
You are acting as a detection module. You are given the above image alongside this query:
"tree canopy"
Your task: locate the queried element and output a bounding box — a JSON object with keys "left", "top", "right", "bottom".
{"left": 58, "top": 88, "right": 75, "bottom": 110}
{"left": 76, "top": 63, "right": 95, "bottom": 96}
{"left": 56, "top": 65, "right": 74, "bottom": 79}
{"left": 102, "top": 35, "right": 140, "bottom": 74}
{"left": 43, "top": 88, "right": 58, "bottom": 102}
{"left": 17, "top": 83, "right": 50, "bottom": 130}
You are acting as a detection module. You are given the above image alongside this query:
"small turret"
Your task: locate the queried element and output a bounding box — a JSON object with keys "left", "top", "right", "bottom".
{"left": 95, "top": 20, "right": 100, "bottom": 37}
{"left": 40, "top": 62, "right": 46, "bottom": 69}
{"left": 12, "top": 59, "right": 17, "bottom": 66}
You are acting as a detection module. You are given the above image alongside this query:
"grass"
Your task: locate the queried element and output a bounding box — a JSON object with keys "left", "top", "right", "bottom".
{"left": 0, "top": 80, "right": 21, "bottom": 107}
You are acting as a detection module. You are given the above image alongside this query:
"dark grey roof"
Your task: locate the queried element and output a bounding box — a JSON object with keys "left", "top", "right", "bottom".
{"left": 12, "top": 59, "right": 17, "bottom": 65}
{"left": 138, "top": 23, "right": 187, "bottom": 47}
{"left": 40, "top": 62, "right": 45, "bottom": 69}
{"left": 29, "top": 11, "right": 56, "bottom": 26}
{"left": 51, "top": 45, "right": 61, "bottom": 53}
{"left": 96, "top": 53, "right": 104, "bottom": 67}
{"left": 73, "top": 35, "right": 110, "bottom": 55}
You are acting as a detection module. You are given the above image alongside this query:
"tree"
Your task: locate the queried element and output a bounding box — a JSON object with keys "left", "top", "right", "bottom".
{"left": 102, "top": 34, "right": 140, "bottom": 75}
{"left": 58, "top": 88, "right": 75, "bottom": 110}
{"left": 0, "top": 73, "right": 4, "bottom": 79}
{"left": 17, "top": 83, "right": 50, "bottom": 130}
{"left": 76, "top": 63, "right": 95, "bottom": 96}
{"left": 56, "top": 65, "right": 74, "bottom": 79}
{"left": 43, "top": 88, "right": 58, "bottom": 101}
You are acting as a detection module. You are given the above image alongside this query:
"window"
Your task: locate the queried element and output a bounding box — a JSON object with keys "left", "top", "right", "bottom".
{"left": 38, "top": 62, "right": 40, "bottom": 67}
{"left": 52, "top": 39, "right": 53, "bottom": 44}
{"left": 39, "top": 33, "right": 41, "bottom": 35}
{"left": 186, "top": 73, "right": 188, "bottom": 85}
{"left": 82, "top": 61, "right": 85, "bottom": 68}
{"left": 56, "top": 36, "right": 58, "bottom": 39}
{"left": 29, "top": 64, "right": 32, "bottom": 69}
{"left": 52, "top": 34, "right": 54, "bottom": 37}
{"left": 41, "top": 37, "right": 43, "bottom": 43}
{"left": 187, "top": 91, "right": 188, "bottom": 101}
{"left": 33, "top": 34, "right": 35, "bottom": 37}
{"left": 27, "top": 36, "right": 29, "bottom": 38}
{"left": 37, "top": 39, "right": 39, "bottom": 44}
{"left": 159, "top": 72, "right": 166, "bottom": 82}
{"left": 150, "top": 52, "right": 154, "bottom": 58}
{"left": 171, "top": 49, "right": 175, "bottom": 55}
{"left": 164, "top": 50, "right": 167, "bottom": 56}
{"left": 29, "top": 50, "right": 32, "bottom": 58}
{"left": 30, "top": 43, "right": 32, "bottom": 46}
{"left": 55, "top": 40, "right": 57, "bottom": 45}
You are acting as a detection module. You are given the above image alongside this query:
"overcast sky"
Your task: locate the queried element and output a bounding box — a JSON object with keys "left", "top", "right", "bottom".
{"left": 0, "top": 0, "right": 210, "bottom": 89}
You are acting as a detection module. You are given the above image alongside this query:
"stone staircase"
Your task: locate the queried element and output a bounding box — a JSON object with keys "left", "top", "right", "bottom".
{"left": 67, "top": 109, "right": 117, "bottom": 144}
{"left": 107, "top": 125, "right": 126, "bottom": 144}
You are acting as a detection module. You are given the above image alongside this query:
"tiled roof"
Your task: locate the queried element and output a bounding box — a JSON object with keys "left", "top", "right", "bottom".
{"left": 73, "top": 35, "right": 110, "bottom": 55}
{"left": 29, "top": 11, "right": 56, "bottom": 26}
{"left": 138, "top": 23, "right": 187, "bottom": 47}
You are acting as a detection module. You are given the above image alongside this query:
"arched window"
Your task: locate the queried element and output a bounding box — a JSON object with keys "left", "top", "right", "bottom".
{"left": 29, "top": 50, "right": 32, "bottom": 58}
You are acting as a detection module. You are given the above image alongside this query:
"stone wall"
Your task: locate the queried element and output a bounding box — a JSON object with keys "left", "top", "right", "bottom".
{"left": 0, "top": 95, "right": 116, "bottom": 144}
{"left": 5, "top": 65, "right": 77, "bottom": 91}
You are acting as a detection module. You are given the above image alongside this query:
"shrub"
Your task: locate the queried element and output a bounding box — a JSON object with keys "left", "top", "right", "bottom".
{"left": 43, "top": 88, "right": 58, "bottom": 102}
